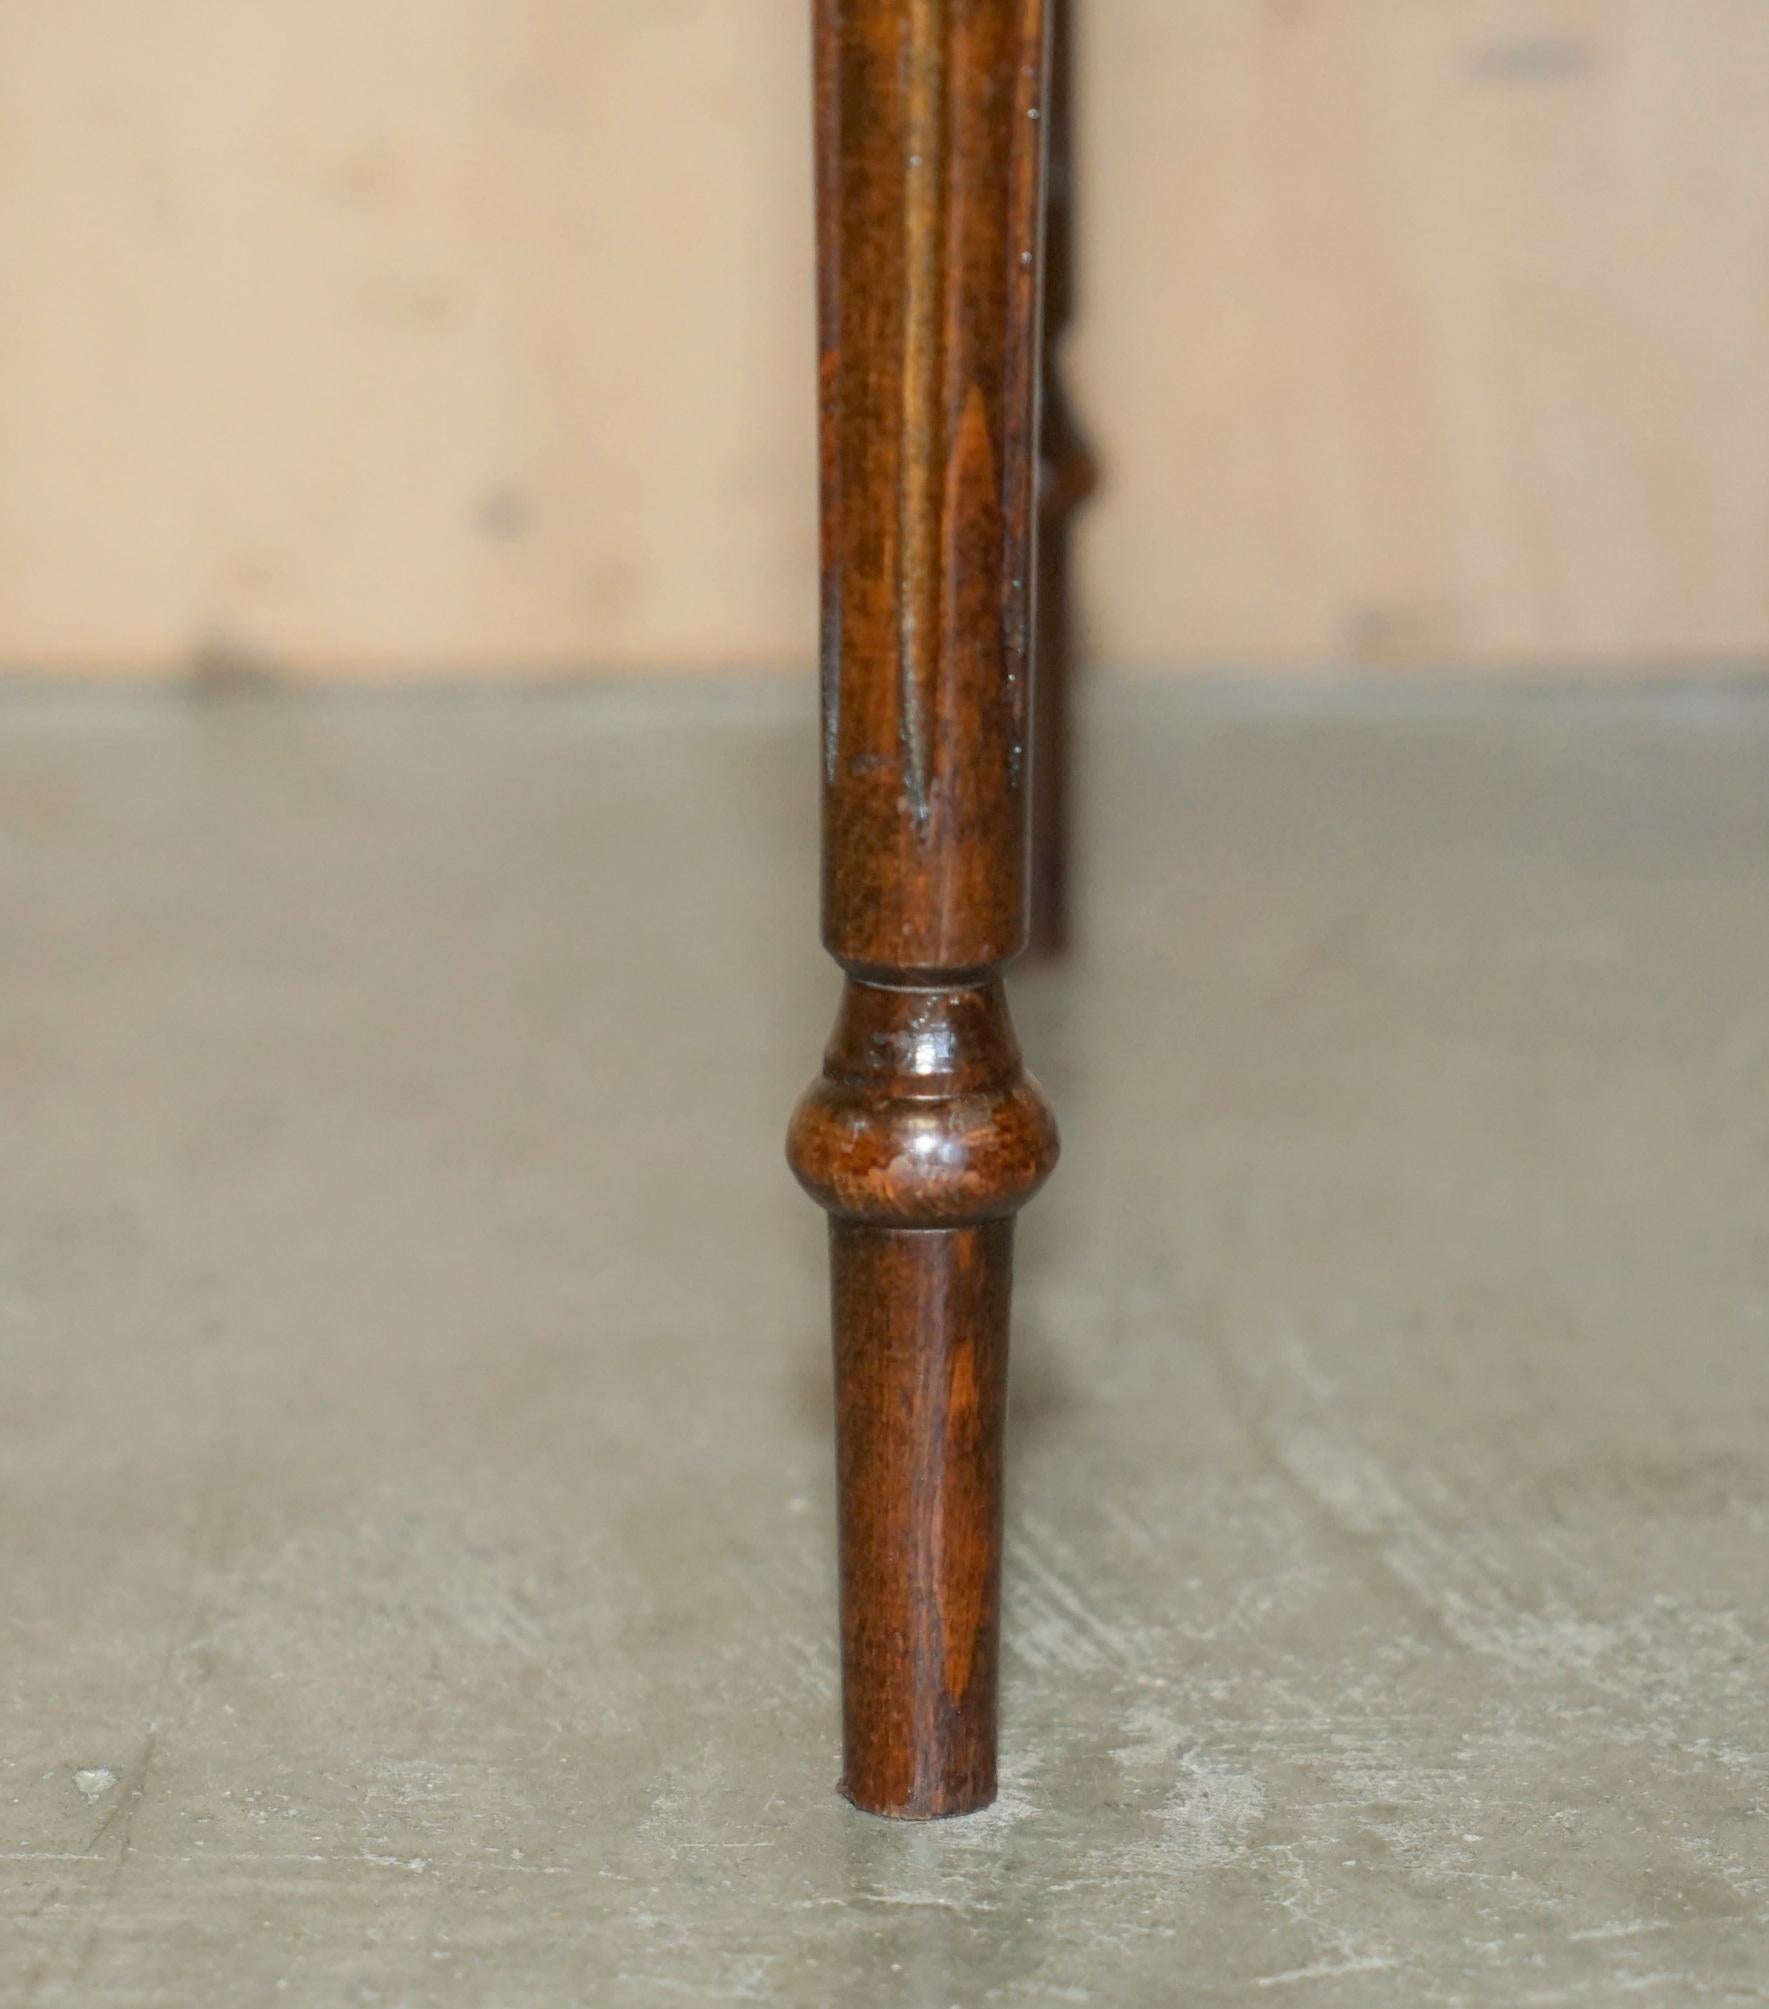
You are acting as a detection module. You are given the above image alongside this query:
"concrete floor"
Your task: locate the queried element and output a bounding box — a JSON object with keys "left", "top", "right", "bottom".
{"left": 2, "top": 678, "right": 1767, "bottom": 2004}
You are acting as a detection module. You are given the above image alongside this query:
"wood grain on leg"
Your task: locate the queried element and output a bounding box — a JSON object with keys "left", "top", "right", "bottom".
{"left": 788, "top": 0, "right": 1057, "bottom": 1819}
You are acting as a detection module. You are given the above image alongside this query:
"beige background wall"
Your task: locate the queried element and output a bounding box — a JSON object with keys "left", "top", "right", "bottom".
{"left": 4, "top": 1, "right": 1768, "bottom": 676}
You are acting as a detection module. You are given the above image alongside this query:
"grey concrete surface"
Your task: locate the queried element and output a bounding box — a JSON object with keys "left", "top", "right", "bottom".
{"left": 2, "top": 678, "right": 1767, "bottom": 2005}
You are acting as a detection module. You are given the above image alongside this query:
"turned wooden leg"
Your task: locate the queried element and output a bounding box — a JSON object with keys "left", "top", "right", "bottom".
{"left": 787, "top": 0, "right": 1057, "bottom": 1820}
{"left": 1029, "top": 0, "right": 1097, "bottom": 956}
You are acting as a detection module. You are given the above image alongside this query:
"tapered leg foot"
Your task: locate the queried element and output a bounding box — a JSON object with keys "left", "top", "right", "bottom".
{"left": 831, "top": 1219, "right": 1013, "bottom": 1818}
{"left": 790, "top": 978, "right": 1057, "bottom": 1817}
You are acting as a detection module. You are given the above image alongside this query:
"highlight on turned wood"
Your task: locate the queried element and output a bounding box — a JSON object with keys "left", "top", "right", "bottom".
{"left": 788, "top": 0, "right": 1058, "bottom": 1820}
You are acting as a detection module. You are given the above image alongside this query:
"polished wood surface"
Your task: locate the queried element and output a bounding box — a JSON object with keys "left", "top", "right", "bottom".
{"left": 788, "top": 0, "right": 1056, "bottom": 1819}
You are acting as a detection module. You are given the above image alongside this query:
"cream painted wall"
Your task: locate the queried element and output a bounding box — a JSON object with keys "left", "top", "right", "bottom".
{"left": 3, "top": 2, "right": 1767, "bottom": 674}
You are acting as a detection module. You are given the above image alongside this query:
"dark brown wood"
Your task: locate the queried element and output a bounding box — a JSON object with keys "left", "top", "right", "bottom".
{"left": 788, "top": 0, "right": 1058, "bottom": 1819}
{"left": 1028, "top": 0, "right": 1096, "bottom": 955}
{"left": 829, "top": 1218, "right": 1013, "bottom": 1816}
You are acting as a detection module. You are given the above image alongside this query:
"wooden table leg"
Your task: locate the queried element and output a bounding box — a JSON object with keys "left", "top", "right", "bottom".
{"left": 788, "top": 0, "right": 1058, "bottom": 1820}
